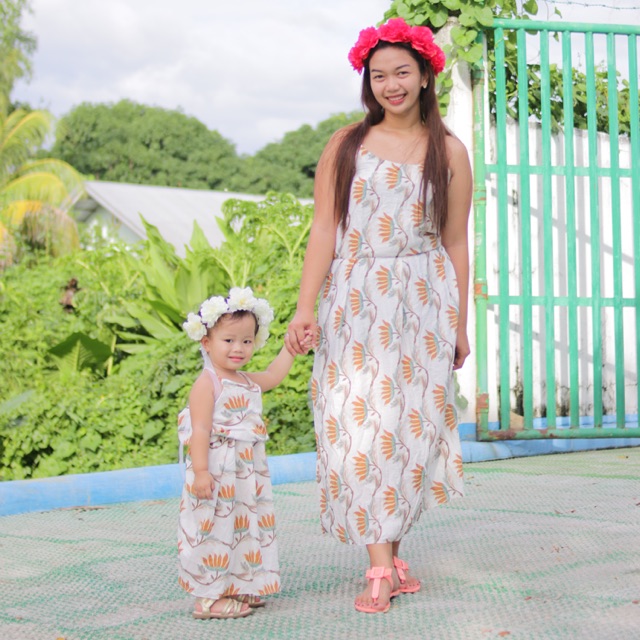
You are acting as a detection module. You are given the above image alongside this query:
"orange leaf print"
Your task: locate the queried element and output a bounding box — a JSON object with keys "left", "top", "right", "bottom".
{"left": 336, "top": 525, "right": 350, "bottom": 544}
{"left": 352, "top": 396, "right": 368, "bottom": 426}
{"left": 218, "top": 485, "right": 235, "bottom": 502}
{"left": 445, "top": 404, "right": 457, "bottom": 430}
{"left": 352, "top": 177, "right": 368, "bottom": 204}
{"left": 239, "top": 447, "right": 254, "bottom": 463}
{"left": 433, "top": 384, "right": 447, "bottom": 412}
{"left": 177, "top": 540, "right": 183, "bottom": 554}
{"left": 381, "top": 375, "right": 395, "bottom": 405}
{"left": 353, "top": 451, "right": 370, "bottom": 481}
{"left": 352, "top": 341, "right": 366, "bottom": 371}
{"left": 244, "top": 550, "right": 263, "bottom": 568}
{"left": 379, "top": 321, "right": 394, "bottom": 350}
{"left": 431, "top": 481, "right": 449, "bottom": 504}
{"left": 383, "top": 486, "right": 399, "bottom": 515}
{"left": 258, "top": 514, "right": 276, "bottom": 532}
{"left": 259, "top": 581, "right": 280, "bottom": 596}
{"left": 329, "top": 470, "right": 342, "bottom": 500}
{"left": 222, "top": 584, "right": 241, "bottom": 597}
{"left": 424, "top": 331, "right": 438, "bottom": 359}
{"left": 203, "top": 553, "right": 229, "bottom": 572}
{"left": 322, "top": 272, "right": 333, "bottom": 299}
{"left": 435, "top": 253, "right": 447, "bottom": 281}
{"left": 178, "top": 576, "right": 194, "bottom": 593}
{"left": 224, "top": 395, "right": 249, "bottom": 413}
{"left": 350, "top": 289, "right": 364, "bottom": 315}
{"left": 447, "top": 304, "right": 459, "bottom": 330}
{"left": 311, "top": 378, "right": 319, "bottom": 404}
{"left": 345, "top": 257, "right": 357, "bottom": 279}
{"left": 408, "top": 409, "right": 424, "bottom": 437}
{"left": 411, "top": 201, "right": 424, "bottom": 226}
{"left": 348, "top": 230, "right": 363, "bottom": 256}
{"left": 402, "top": 356, "right": 415, "bottom": 383}
{"left": 411, "top": 464, "right": 425, "bottom": 492}
{"left": 320, "top": 488, "right": 328, "bottom": 514}
{"left": 375, "top": 266, "right": 393, "bottom": 295}
{"left": 327, "top": 361, "right": 339, "bottom": 389}
{"left": 380, "top": 430, "right": 396, "bottom": 460}
{"left": 256, "top": 483, "right": 264, "bottom": 497}
{"left": 378, "top": 212, "right": 395, "bottom": 242}
{"left": 454, "top": 453, "right": 464, "bottom": 478}
{"left": 198, "top": 518, "right": 214, "bottom": 535}
{"left": 355, "top": 506, "right": 369, "bottom": 537}
{"left": 234, "top": 515, "right": 249, "bottom": 533}
{"left": 416, "top": 278, "right": 429, "bottom": 304}
{"left": 333, "top": 306, "right": 345, "bottom": 332}
{"left": 253, "top": 423, "right": 267, "bottom": 437}
{"left": 326, "top": 415, "right": 339, "bottom": 445}
{"left": 385, "top": 164, "right": 402, "bottom": 189}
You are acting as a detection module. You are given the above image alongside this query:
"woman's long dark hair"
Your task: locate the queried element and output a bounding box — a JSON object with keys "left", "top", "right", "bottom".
{"left": 333, "top": 41, "right": 451, "bottom": 233}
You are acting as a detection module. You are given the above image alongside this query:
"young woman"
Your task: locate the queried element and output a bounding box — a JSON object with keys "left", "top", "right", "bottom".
{"left": 287, "top": 18, "right": 472, "bottom": 613}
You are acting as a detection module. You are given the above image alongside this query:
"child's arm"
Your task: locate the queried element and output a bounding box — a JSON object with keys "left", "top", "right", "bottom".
{"left": 246, "top": 342, "right": 308, "bottom": 392}
{"left": 188, "top": 374, "right": 216, "bottom": 500}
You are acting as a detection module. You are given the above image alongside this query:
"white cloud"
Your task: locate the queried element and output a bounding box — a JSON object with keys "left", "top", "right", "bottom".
{"left": 13, "top": 0, "right": 638, "bottom": 154}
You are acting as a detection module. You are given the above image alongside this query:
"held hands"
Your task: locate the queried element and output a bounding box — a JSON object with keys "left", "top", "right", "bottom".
{"left": 193, "top": 470, "right": 215, "bottom": 500}
{"left": 285, "top": 310, "right": 319, "bottom": 356}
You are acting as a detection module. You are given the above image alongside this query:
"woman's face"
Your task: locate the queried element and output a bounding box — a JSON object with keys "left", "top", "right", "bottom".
{"left": 368, "top": 46, "right": 426, "bottom": 118}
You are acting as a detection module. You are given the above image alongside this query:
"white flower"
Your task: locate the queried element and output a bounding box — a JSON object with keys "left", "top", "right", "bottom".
{"left": 200, "top": 296, "right": 228, "bottom": 327}
{"left": 227, "top": 286, "right": 257, "bottom": 312}
{"left": 183, "top": 313, "right": 207, "bottom": 340}
{"left": 252, "top": 298, "right": 274, "bottom": 326}
{"left": 255, "top": 325, "right": 270, "bottom": 349}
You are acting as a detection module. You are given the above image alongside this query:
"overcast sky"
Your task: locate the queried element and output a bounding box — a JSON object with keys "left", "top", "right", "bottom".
{"left": 12, "top": 0, "right": 640, "bottom": 155}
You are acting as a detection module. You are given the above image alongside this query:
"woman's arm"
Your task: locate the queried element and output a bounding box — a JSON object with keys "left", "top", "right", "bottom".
{"left": 286, "top": 131, "right": 344, "bottom": 354}
{"left": 441, "top": 135, "right": 473, "bottom": 370}
{"left": 188, "top": 374, "right": 216, "bottom": 499}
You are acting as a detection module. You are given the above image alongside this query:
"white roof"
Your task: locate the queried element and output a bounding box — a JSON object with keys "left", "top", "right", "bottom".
{"left": 84, "top": 181, "right": 267, "bottom": 254}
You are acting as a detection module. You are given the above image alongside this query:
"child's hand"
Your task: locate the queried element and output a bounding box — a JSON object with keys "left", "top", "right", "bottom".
{"left": 286, "top": 329, "right": 316, "bottom": 355}
{"left": 193, "top": 470, "right": 215, "bottom": 500}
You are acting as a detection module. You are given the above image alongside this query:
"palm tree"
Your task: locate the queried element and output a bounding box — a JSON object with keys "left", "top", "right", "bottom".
{"left": 0, "top": 97, "right": 85, "bottom": 265}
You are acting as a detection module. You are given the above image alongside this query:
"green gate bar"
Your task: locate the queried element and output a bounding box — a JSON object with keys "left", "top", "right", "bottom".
{"left": 476, "top": 18, "right": 640, "bottom": 440}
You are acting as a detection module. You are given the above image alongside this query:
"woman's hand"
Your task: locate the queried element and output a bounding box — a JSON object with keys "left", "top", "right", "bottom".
{"left": 286, "top": 309, "right": 318, "bottom": 356}
{"left": 193, "top": 470, "right": 215, "bottom": 500}
{"left": 453, "top": 329, "right": 470, "bottom": 370}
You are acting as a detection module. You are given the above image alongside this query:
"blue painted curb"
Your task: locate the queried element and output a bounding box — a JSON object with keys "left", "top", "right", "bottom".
{"left": 1, "top": 438, "right": 638, "bottom": 517}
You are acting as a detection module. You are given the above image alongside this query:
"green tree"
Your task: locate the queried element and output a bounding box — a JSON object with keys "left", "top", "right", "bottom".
{"left": 230, "top": 112, "right": 363, "bottom": 198}
{"left": 0, "top": 0, "right": 37, "bottom": 101}
{"left": 0, "top": 106, "right": 84, "bottom": 265}
{"left": 51, "top": 100, "right": 241, "bottom": 189}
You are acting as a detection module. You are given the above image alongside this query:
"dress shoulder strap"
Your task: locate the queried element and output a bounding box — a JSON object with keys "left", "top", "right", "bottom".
{"left": 202, "top": 367, "right": 222, "bottom": 401}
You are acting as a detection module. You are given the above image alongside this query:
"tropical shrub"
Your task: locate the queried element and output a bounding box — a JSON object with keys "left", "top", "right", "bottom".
{"left": 0, "top": 194, "right": 315, "bottom": 480}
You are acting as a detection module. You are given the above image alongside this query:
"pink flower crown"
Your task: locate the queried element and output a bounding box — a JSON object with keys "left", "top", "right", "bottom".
{"left": 348, "top": 17, "right": 446, "bottom": 75}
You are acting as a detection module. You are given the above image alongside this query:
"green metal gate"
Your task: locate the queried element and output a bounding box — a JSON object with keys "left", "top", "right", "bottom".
{"left": 473, "top": 19, "right": 640, "bottom": 440}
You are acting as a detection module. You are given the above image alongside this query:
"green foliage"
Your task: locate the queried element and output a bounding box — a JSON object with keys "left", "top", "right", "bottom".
{"left": 0, "top": 195, "right": 315, "bottom": 480}
{"left": 0, "top": 0, "right": 36, "bottom": 103}
{"left": 50, "top": 100, "right": 241, "bottom": 190}
{"left": 229, "top": 112, "right": 363, "bottom": 198}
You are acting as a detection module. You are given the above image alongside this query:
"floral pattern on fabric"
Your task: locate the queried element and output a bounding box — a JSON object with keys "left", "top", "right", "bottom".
{"left": 312, "top": 147, "right": 464, "bottom": 545}
{"left": 178, "top": 374, "right": 280, "bottom": 598}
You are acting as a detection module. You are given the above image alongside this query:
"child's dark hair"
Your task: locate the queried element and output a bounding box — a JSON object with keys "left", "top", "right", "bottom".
{"left": 210, "top": 310, "right": 259, "bottom": 335}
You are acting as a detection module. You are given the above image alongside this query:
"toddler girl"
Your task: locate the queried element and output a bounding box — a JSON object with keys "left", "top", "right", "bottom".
{"left": 177, "top": 287, "right": 310, "bottom": 619}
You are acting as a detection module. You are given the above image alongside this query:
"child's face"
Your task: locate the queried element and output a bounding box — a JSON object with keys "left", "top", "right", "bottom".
{"left": 201, "top": 314, "right": 257, "bottom": 372}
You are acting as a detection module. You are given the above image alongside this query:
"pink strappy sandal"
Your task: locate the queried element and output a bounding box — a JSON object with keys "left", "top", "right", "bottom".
{"left": 354, "top": 566, "right": 394, "bottom": 613}
{"left": 393, "top": 556, "right": 422, "bottom": 594}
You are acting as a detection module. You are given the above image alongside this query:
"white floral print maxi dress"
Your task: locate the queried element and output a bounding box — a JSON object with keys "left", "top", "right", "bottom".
{"left": 312, "top": 147, "right": 465, "bottom": 545}
{"left": 178, "top": 371, "right": 280, "bottom": 598}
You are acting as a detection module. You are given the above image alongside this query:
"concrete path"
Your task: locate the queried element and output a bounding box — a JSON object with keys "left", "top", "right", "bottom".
{"left": 0, "top": 448, "right": 638, "bottom": 640}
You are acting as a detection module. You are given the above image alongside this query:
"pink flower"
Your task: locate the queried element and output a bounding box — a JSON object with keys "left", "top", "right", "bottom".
{"left": 347, "top": 17, "right": 446, "bottom": 76}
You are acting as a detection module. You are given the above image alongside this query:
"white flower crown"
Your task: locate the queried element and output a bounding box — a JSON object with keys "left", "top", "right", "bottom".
{"left": 182, "top": 287, "right": 275, "bottom": 349}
